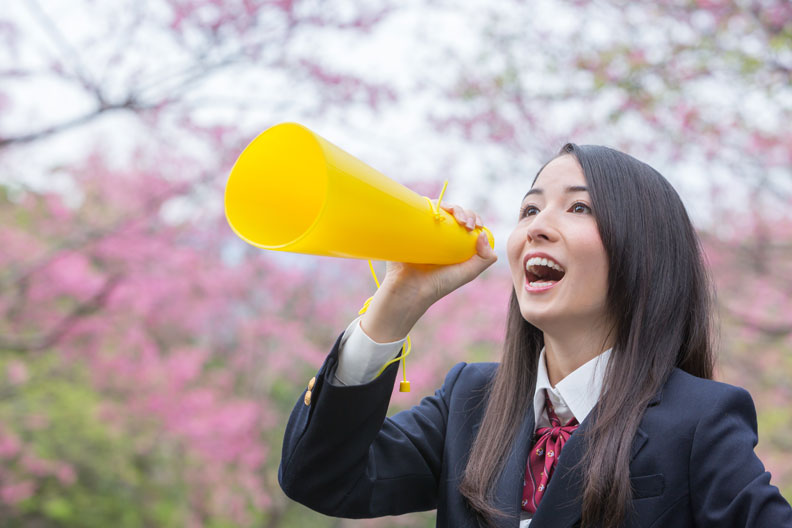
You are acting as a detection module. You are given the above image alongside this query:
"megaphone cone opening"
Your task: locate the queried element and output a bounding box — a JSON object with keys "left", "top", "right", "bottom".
{"left": 225, "top": 123, "right": 329, "bottom": 249}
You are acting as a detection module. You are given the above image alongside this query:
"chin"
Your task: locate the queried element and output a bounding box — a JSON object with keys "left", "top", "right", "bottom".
{"left": 518, "top": 307, "right": 555, "bottom": 331}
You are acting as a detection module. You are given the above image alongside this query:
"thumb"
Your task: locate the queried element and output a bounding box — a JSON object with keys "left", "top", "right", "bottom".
{"left": 475, "top": 231, "right": 497, "bottom": 261}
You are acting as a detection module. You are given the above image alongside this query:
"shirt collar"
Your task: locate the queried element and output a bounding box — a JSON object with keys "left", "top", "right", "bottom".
{"left": 533, "top": 346, "right": 612, "bottom": 425}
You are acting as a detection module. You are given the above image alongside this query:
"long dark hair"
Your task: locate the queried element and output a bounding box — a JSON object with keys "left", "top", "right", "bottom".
{"left": 459, "top": 144, "right": 716, "bottom": 527}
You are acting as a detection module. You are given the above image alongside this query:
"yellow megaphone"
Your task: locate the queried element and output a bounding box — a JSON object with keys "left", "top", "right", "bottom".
{"left": 224, "top": 122, "right": 494, "bottom": 263}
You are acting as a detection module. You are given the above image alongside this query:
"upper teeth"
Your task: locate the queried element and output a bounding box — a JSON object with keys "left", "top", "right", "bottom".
{"left": 525, "top": 257, "right": 564, "bottom": 273}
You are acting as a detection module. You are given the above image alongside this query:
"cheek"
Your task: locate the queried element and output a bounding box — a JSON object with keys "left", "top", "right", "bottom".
{"left": 587, "top": 259, "right": 609, "bottom": 299}
{"left": 586, "top": 256, "right": 609, "bottom": 300}
{"left": 506, "top": 229, "right": 524, "bottom": 275}
{"left": 572, "top": 232, "right": 609, "bottom": 290}
{"left": 506, "top": 229, "right": 518, "bottom": 256}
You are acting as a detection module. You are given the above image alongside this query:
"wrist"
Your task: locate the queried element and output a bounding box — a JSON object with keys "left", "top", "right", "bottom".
{"left": 360, "top": 283, "right": 431, "bottom": 343}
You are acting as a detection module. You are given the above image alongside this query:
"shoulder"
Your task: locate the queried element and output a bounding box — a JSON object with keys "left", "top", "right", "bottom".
{"left": 436, "top": 362, "right": 498, "bottom": 413}
{"left": 652, "top": 368, "right": 757, "bottom": 431}
{"left": 664, "top": 372, "right": 792, "bottom": 526}
{"left": 442, "top": 361, "right": 498, "bottom": 394}
{"left": 663, "top": 368, "right": 754, "bottom": 408}
{"left": 434, "top": 362, "right": 498, "bottom": 437}
{"left": 637, "top": 369, "right": 762, "bottom": 484}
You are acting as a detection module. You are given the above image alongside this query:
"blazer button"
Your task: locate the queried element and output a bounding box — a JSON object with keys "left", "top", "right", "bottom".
{"left": 308, "top": 377, "right": 316, "bottom": 390}
{"left": 304, "top": 390, "right": 312, "bottom": 406}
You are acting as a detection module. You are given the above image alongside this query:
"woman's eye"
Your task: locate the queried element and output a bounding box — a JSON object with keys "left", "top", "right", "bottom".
{"left": 520, "top": 205, "right": 539, "bottom": 218}
{"left": 570, "top": 202, "right": 591, "bottom": 214}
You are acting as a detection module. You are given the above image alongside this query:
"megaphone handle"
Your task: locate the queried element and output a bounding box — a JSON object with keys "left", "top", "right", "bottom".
{"left": 359, "top": 260, "right": 412, "bottom": 392}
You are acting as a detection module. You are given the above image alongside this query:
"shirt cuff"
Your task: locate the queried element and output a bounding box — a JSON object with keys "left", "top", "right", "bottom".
{"left": 332, "top": 316, "right": 407, "bottom": 386}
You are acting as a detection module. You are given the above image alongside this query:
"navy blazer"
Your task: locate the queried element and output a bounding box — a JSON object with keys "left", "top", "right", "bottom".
{"left": 279, "top": 332, "right": 792, "bottom": 527}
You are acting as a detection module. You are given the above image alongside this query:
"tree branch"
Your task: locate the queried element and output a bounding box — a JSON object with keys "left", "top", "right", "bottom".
{"left": 25, "top": 0, "right": 94, "bottom": 87}
{"left": 0, "top": 273, "right": 123, "bottom": 352}
{"left": 0, "top": 98, "right": 145, "bottom": 148}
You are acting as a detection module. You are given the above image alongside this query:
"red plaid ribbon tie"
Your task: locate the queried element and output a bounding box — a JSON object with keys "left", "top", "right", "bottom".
{"left": 521, "top": 389, "right": 579, "bottom": 513}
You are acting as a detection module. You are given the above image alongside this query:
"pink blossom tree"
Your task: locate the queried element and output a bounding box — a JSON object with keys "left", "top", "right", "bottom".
{"left": 0, "top": 0, "right": 422, "bottom": 526}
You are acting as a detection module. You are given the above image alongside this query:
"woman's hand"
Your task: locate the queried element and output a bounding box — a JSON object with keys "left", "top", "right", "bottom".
{"left": 359, "top": 204, "right": 498, "bottom": 343}
{"left": 382, "top": 204, "right": 497, "bottom": 303}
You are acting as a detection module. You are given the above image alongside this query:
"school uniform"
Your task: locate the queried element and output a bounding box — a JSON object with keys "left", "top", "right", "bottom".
{"left": 279, "top": 319, "right": 792, "bottom": 527}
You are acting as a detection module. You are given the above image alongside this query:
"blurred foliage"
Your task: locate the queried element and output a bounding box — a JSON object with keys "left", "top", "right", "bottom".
{"left": 0, "top": 353, "right": 189, "bottom": 527}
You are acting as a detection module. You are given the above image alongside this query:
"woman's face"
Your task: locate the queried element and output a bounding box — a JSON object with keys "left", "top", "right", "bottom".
{"left": 506, "top": 155, "right": 611, "bottom": 335}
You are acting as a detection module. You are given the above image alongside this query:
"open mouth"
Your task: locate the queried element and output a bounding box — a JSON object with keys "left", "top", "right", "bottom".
{"left": 525, "top": 256, "right": 566, "bottom": 288}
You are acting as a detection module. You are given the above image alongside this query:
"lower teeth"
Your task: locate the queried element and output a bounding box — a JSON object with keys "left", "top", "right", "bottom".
{"left": 529, "top": 281, "right": 556, "bottom": 287}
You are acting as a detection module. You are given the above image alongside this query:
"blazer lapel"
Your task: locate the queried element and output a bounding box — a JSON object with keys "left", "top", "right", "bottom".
{"left": 528, "top": 390, "right": 660, "bottom": 528}
{"left": 528, "top": 411, "right": 594, "bottom": 528}
{"left": 492, "top": 405, "right": 535, "bottom": 527}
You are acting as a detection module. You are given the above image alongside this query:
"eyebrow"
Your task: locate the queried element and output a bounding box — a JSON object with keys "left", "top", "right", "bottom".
{"left": 523, "top": 185, "right": 589, "bottom": 200}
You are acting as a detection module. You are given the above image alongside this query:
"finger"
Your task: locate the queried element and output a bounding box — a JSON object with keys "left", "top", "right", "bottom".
{"left": 475, "top": 214, "right": 483, "bottom": 228}
{"left": 475, "top": 231, "right": 496, "bottom": 260}
{"left": 460, "top": 207, "right": 476, "bottom": 230}
{"left": 443, "top": 204, "right": 468, "bottom": 226}
{"left": 439, "top": 203, "right": 456, "bottom": 217}
{"left": 440, "top": 204, "right": 478, "bottom": 230}
{"left": 456, "top": 234, "right": 498, "bottom": 284}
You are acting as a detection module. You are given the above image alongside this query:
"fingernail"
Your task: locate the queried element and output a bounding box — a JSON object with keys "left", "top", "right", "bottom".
{"left": 466, "top": 219, "right": 475, "bottom": 229}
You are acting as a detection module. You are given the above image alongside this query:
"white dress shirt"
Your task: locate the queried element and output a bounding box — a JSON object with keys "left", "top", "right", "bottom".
{"left": 334, "top": 318, "right": 611, "bottom": 527}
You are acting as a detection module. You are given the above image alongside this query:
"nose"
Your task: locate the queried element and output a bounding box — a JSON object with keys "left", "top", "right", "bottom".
{"left": 525, "top": 210, "right": 558, "bottom": 243}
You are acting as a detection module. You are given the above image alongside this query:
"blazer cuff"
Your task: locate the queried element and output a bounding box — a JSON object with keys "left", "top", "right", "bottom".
{"left": 333, "top": 316, "right": 406, "bottom": 386}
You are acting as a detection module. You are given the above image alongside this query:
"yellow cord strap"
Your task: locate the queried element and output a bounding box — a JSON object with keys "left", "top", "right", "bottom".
{"left": 358, "top": 180, "right": 449, "bottom": 393}
{"left": 423, "top": 179, "right": 449, "bottom": 221}
{"left": 358, "top": 260, "right": 411, "bottom": 392}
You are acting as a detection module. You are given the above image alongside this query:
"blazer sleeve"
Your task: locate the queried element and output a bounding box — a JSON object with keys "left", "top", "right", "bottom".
{"left": 278, "top": 330, "right": 468, "bottom": 518}
{"left": 689, "top": 384, "right": 792, "bottom": 527}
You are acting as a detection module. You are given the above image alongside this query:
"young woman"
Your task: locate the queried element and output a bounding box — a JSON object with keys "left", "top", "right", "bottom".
{"left": 278, "top": 144, "right": 792, "bottom": 527}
